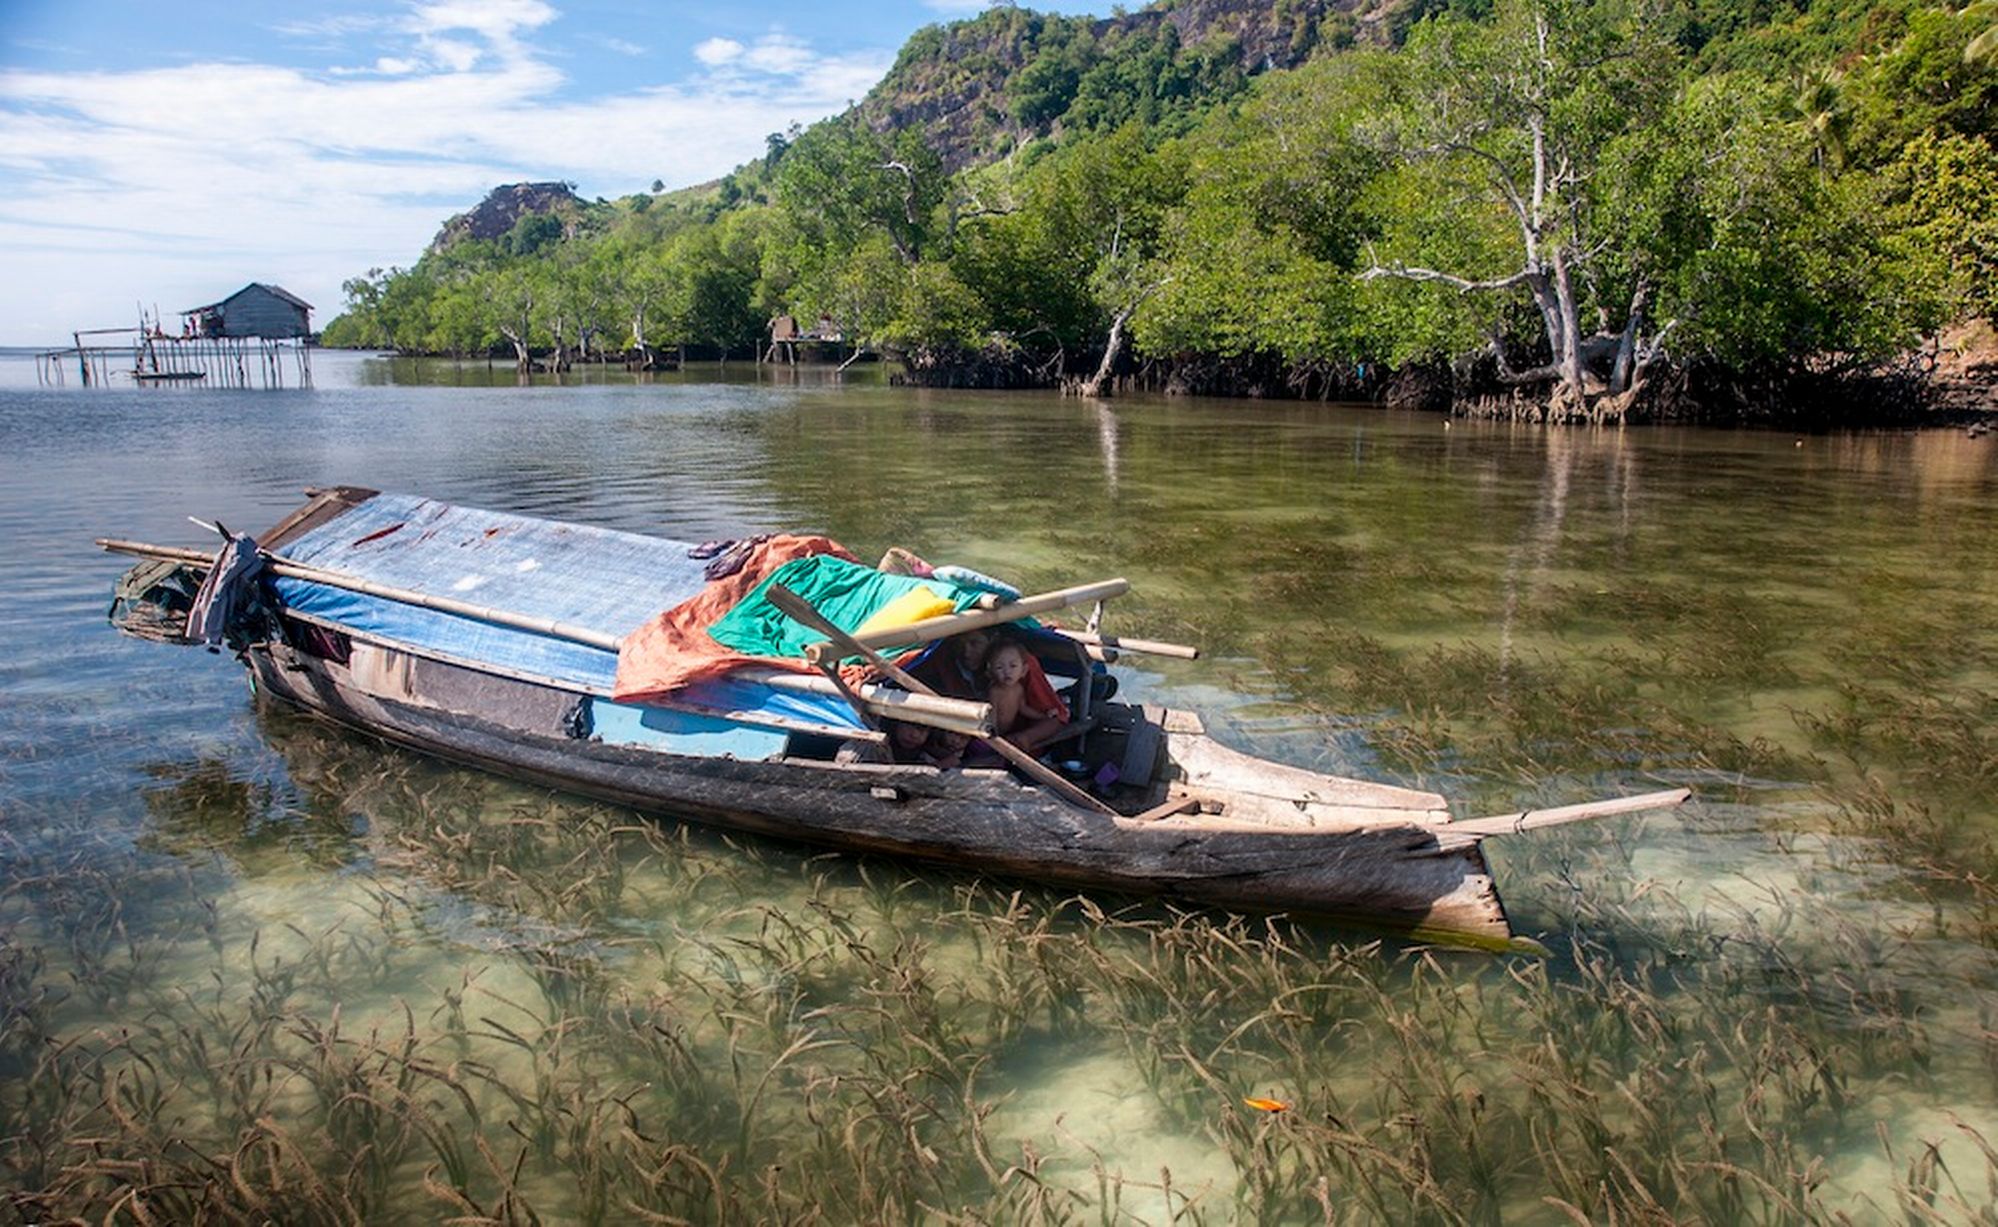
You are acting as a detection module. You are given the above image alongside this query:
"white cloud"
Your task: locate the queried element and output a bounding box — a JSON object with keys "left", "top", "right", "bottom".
{"left": 693, "top": 37, "right": 744, "bottom": 66}
{"left": 588, "top": 36, "right": 647, "bottom": 58}
{"left": 267, "top": 15, "right": 396, "bottom": 40}
{"left": 0, "top": 13, "right": 893, "bottom": 342}
{"left": 404, "top": 0, "right": 555, "bottom": 48}
{"left": 743, "top": 35, "right": 813, "bottom": 75}
{"left": 422, "top": 37, "right": 483, "bottom": 73}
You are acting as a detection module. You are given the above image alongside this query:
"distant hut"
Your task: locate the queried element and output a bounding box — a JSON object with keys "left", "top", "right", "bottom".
{"left": 183, "top": 283, "right": 313, "bottom": 340}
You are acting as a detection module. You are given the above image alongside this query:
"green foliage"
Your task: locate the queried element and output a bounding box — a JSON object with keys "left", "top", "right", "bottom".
{"left": 1009, "top": 27, "right": 1091, "bottom": 127}
{"left": 326, "top": 0, "right": 1989, "bottom": 409}
{"left": 882, "top": 261, "right": 993, "bottom": 362}
{"left": 1137, "top": 60, "right": 1387, "bottom": 363}
{"left": 1065, "top": 22, "right": 1250, "bottom": 135}
{"left": 660, "top": 210, "right": 768, "bottom": 353}
{"left": 1604, "top": 71, "right": 1943, "bottom": 367}
{"left": 766, "top": 118, "right": 948, "bottom": 324}
{"left": 1891, "top": 130, "right": 1998, "bottom": 321}
{"left": 504, "top": 212, "right": 565, "bottom": 258}
{"left": 1845, "top": 5, "right": 1998, "bottom": 164}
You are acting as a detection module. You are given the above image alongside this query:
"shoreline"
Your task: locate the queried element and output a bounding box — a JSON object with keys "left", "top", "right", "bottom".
{"left": 293, "top": 344, "right": 1998, "bottom": 430}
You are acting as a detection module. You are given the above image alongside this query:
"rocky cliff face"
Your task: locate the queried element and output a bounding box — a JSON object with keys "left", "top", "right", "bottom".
{"left": 854, "top": 0, "right": 1407, "bottom": 172}
{"left": 429, "top": 182, "right": 582, "bottom": 253}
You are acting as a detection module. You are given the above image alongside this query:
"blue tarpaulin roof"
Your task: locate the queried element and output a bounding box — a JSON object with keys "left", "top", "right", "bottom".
{"left": 269, "top": 493, "right": 866, "bottom": 730}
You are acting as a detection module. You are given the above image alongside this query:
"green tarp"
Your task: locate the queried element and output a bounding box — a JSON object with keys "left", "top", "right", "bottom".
{"left": 705, "top": 555, "right": 988, "bottom": 660}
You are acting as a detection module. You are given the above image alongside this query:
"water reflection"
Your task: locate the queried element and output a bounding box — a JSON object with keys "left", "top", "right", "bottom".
{"left": 1094, "top": 401, "right": 1121, "bottom": 494}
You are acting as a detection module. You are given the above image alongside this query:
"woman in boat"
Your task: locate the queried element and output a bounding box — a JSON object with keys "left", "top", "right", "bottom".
{"left": 911, "top": 628, "right": 995, "bottom": 700}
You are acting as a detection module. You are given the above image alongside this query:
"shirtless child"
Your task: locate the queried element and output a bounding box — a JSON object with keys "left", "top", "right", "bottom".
{"left": 985, "top": 641, "right": 1066, "bottom": 754}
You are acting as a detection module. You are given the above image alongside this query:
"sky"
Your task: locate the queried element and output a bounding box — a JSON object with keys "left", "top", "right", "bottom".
{"left": 0, "top": 0, "right": 1097, "bottom": 345}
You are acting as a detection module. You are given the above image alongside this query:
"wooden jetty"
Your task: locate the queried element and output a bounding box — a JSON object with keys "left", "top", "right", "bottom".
{"left": 39, "top": 283, "right": 314, "bottom": 390}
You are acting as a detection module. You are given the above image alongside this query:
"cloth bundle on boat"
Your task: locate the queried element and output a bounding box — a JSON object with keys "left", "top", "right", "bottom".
{"left": 268, "top": 494, "right": 865, "bottom": 730}
{"left": 266, "top": 492, "right": 1037, "bottom": 732}
{"left": 187, "top": 532, "right": 265, "bottom": 646}
{"left": 613, "top": 550, "right": 1001, "bottom": 704}
{"left": 708, "top": 558, "right": 988, "bottom": 659}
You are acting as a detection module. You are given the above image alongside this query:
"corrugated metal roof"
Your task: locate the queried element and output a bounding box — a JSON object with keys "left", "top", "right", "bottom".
{"left": 181, "top": 282, "right": 314, "bottom": 314}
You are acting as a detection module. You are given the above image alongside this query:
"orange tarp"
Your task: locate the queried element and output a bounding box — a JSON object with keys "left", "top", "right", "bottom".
{"left": 612, "top": 534, "right": 857, "bottom": 704}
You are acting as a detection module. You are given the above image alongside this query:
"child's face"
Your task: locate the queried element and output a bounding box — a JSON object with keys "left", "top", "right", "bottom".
{"left": 988, "top": 644, "right": 1028, "bottom": 686}
{"left": 890, "top": 722, "right": 928, "bottom": 750}
{"left": 930, "top": 730, "right": 970, "bottom": 753}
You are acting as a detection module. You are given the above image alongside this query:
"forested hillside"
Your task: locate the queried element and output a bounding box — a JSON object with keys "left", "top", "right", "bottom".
{"left": 321, "top": 0, "right": 1998, "bottom": 422}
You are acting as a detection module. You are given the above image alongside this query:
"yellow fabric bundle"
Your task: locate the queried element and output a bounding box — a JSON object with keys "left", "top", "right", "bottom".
{"left": 855, "top": 586, "right": 956, "bottom": 637}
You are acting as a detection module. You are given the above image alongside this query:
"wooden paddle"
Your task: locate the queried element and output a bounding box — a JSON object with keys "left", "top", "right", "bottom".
{"left": 766, "top": 583, "right": 1118, "bottom": 817}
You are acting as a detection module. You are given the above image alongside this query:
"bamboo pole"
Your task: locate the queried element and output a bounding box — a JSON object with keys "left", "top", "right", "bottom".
{"left": 769, "top": 583, "right": 1115, "bottom": 816}
{"left": 1054, "top": 629, "right": 1199, "bottom": 660}
{"left": 803, "top": 578, "right": 1132, "bottom": 665}
{"left": 96, "top": 537, "right": 997, "bottom": 736}
{"left": 1441, "top": 788, "right": 1691, "bottom": 845}
{"left": 738, "top": 669, "right": 994, "bottom": 736}
{"left": 99, "top": 538, "right": 624, "bottom": 650}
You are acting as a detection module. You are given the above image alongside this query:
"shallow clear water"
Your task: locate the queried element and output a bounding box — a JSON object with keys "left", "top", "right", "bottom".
{"left": 2, "top": 350, "right": 1996, "bottom": 1221}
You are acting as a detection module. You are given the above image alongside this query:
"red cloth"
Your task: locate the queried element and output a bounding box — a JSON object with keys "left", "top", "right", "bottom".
{"left": 1022, "top": 652, "right": 1070, "bottom": 723}
{"left": 613, "top": 534, "right": 857, "bottom": 704}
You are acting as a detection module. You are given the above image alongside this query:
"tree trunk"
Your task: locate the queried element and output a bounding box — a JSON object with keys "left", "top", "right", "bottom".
{"left": 1075, "top": 306, "right": 1134, "bottom": 398}
{"left": 1550, "top": 247, "right": 1587, "bottom": 414}
{"left": 1609, "top": 282, "right": 1651, "bottom": 394}
{"left": 499, "top": 327, "right": 531, "bottom": 374}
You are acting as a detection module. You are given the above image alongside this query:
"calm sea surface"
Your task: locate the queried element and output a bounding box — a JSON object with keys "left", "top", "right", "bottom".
{"left": 2, "top": 349, "right": 1995, "bottom": 1221}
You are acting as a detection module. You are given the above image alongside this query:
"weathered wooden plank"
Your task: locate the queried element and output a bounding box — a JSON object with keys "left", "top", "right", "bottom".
{"left": 1166, "top": 733, "right": 1451, "bottom": 818}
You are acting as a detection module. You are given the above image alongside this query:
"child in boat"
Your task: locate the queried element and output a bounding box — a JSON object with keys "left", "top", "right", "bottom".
{"left": 884, "top": 720, "right": 930, "bottom": 762}
{"left": 883, "top": 720, "right": 971, "bottom": 769}
{"left": 923, "top": 729, "right": 971, "bottom": 769}
{"left": 985, "top": 640, "right": 1067, "bottom": 753}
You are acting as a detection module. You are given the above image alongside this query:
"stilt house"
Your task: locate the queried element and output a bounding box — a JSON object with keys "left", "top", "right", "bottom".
{"left": 183, "top": 284, "right": 314, "bottom": 340}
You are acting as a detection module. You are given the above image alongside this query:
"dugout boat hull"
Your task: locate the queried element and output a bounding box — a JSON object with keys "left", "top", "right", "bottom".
{"left": 244, "top": 633, "right": 1519, "bottom": 945}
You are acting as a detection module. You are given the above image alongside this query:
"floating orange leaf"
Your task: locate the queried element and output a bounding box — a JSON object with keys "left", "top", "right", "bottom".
{"left": 1243, "top": 1097, "right": 1290, "bottom": 1113}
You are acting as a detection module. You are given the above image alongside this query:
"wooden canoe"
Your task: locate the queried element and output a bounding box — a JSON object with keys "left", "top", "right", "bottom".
{"left": 103, "top": 488, "right": 1690, "bottom": 949}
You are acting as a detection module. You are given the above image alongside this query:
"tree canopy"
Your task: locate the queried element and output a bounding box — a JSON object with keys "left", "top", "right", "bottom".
{"left": 322, "top": 0, "right": 1994, "bottom": 416}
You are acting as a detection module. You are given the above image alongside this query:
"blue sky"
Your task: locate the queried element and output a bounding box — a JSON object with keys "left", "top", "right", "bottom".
{"left": 0, "top": 0, "right": 1099, "bottom": 344}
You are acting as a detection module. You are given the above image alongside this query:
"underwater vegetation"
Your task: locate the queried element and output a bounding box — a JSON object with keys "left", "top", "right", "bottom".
{"left": 3, "top": 646, "right": 1997, "bottom": 1227}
